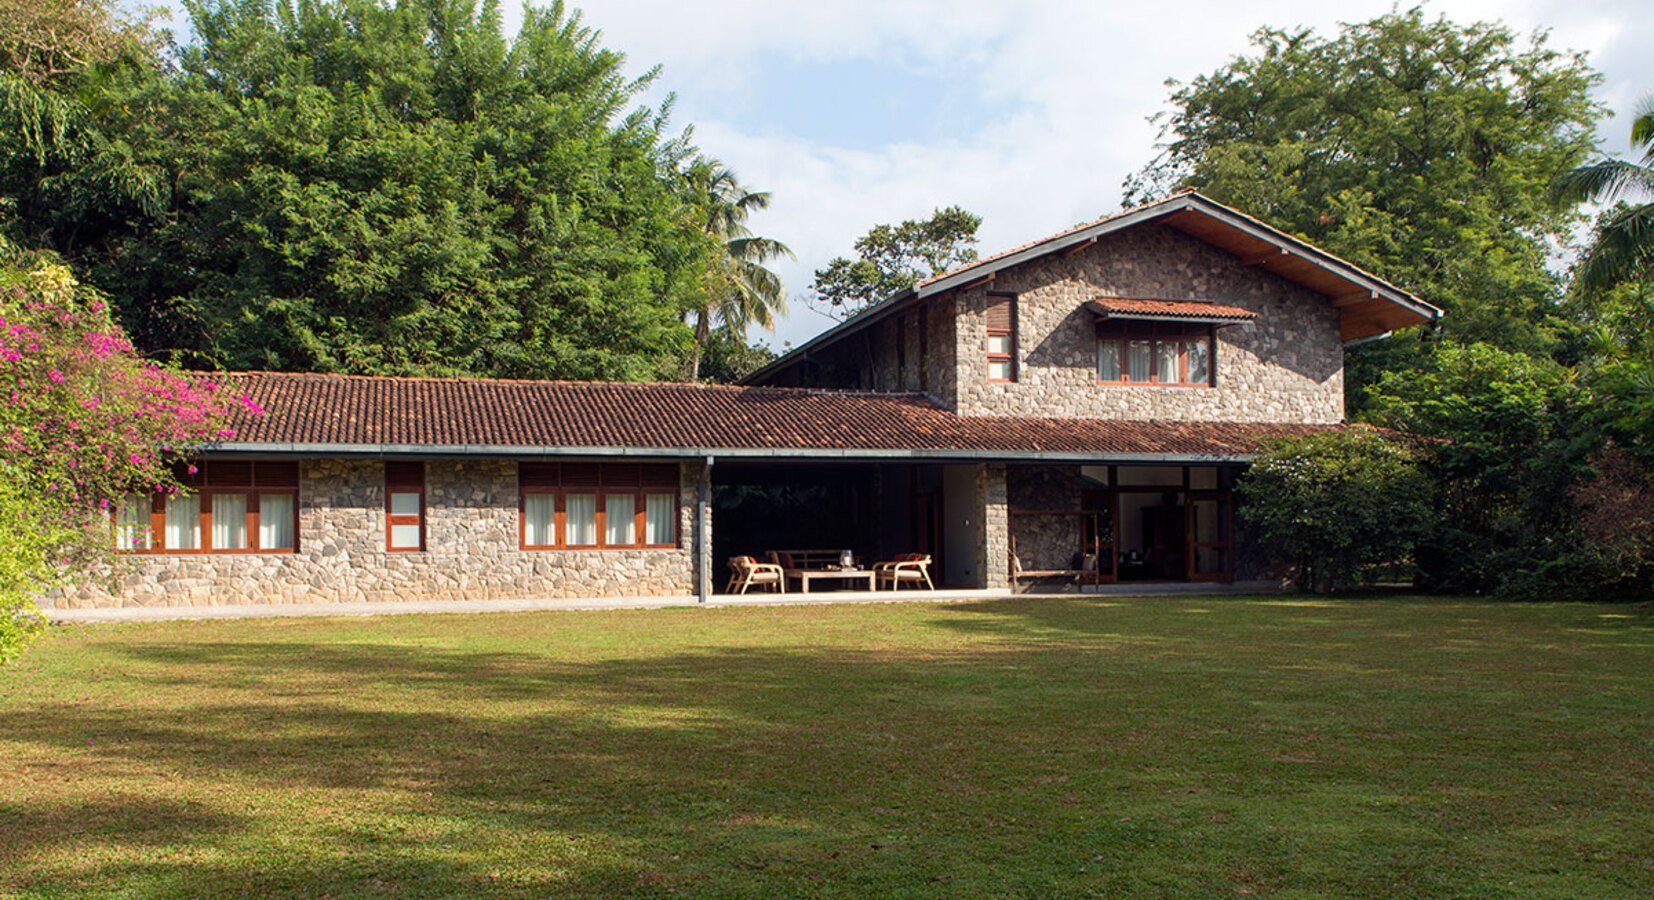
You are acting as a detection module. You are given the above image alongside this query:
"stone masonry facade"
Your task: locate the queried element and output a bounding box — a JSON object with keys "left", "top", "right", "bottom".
{"left": 944, "top": 225, "right": 1344, "bottom": 423}
{"left": 52, "top": 458, "right": 702, "bottom": 609}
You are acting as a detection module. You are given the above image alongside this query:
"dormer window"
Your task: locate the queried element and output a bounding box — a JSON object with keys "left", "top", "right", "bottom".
{"left": 1097, "top": 322, "right": 1214, "bottom": 386}
{"left": 1088, "top": 298, "right": 1254, "bottom": 388}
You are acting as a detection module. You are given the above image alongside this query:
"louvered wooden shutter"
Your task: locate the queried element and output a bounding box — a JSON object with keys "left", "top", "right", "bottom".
{"left": 985, "top": 295, "right": 1015, "bottom": 332}
{"left": 254, "top": 461, "right": 299, "bottom": 488}
{"left": 385, "top": 461, "right": 424, "bottom": 490}
{"left": 519, "top": 462, "right": 560, "bottom": 488}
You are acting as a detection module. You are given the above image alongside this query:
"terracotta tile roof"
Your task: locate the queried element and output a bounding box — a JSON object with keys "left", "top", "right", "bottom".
{"left": 207, "top": 371, "right": 1341, "bottom": 459}
{"left": 1088, "top": 298, "right": 1257, "bottom": 322}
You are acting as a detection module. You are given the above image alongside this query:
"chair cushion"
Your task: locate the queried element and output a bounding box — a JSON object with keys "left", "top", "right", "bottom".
{"left": 777, "top": 552, "right": 795, "bottom": 568}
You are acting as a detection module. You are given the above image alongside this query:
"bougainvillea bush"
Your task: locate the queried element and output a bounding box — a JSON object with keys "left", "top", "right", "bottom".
{"left": 0, "top": 254, "right": 256, "bottom": 661}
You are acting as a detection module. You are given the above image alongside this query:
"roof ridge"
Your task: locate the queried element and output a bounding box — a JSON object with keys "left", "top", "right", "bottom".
{"left": 916, "top": 190, "right": 1204, "bottom": 289}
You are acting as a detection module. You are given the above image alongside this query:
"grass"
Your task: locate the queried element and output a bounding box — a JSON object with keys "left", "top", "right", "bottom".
{"left": 2, "top": 595, "right": 1652, "bottom": 898}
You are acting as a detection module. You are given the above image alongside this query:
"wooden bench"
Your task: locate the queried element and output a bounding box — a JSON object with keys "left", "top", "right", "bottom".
{"left": 1009, "top": 542, "right": 1099, "bottom": 593}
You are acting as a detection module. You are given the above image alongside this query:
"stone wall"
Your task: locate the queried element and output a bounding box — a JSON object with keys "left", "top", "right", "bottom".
{"left": 52, "top": 458, "right": 699, "bottom": 609}
{"left": 948, "top": 225, "right": 1344, "bottom": 422}
{"left": 1007, "top": 466, "right": 1085, "bottom": 572}
{"left": 978, "top": 464, "right": 1009, "bottom": 590}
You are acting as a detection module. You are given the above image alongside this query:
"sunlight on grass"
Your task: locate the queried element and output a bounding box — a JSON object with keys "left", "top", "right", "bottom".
{"left": 2, "top": 597, "right": 1652, "bottom": 898}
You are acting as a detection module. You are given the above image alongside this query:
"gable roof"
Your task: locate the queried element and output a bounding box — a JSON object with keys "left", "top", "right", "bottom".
{"left": 204, "top": 371, "right": 1342, "bottom": 463}
{"left": 743, "top": 191, "right": 1441, "bottom": 384}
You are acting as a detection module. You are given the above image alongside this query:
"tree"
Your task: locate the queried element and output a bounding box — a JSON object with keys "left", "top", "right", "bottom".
{"left": 3, "top": 0, "right": 719, "bottom": 381}
{"left": 0, "top": 250, "right": 251, "bottom": 661}
{"left": 681, "top": 156, "right": 791, "bottom": 380}
{"left": 1569, "top": 446, "right": 1654, "bottom": 596}
{"left": 809, "top": 206, "right": 980, "bottom": 317}
{"left": 1552, "top": 95, "right": 1654, "bottom": 292}
{"left": 1126, "top": 8, "right": 1602, "bottom": 403}
{"left": 1235, "top": 429, "right": 1433, "bottom": 592}
{"left": 0, "top": 0, "right": 167, "bottom": 230}
{"left": 696, "top": 323, "right": 777, "bottom": 384}
{"left": 1363, "top": 341, "right": 1597, "bottom": 597}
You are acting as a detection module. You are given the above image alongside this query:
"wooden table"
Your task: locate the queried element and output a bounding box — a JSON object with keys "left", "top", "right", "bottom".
{"left": 786, "top": 568, "right": 876, "bottom": 594}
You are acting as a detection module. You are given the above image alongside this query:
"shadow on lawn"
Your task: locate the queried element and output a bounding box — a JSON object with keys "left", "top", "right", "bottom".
{"left": 4, "top": 611, "right": 1651, "bottom": 898}
{"left": 4, "top": 640, "right": 1167, "bottom": 897}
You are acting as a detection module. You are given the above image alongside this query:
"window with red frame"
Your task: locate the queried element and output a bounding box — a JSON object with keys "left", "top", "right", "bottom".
{"left": 986, "top": 293, "right": 1017, "bottom": 381}
{"left": 385, "top": 461, "right": 425, "bottom": 552}
{"left": 114, "top": 461, "right": 299, "bottom": 554}
{"left": 1096, "top": 322, "right": 1215, "bottom": 386}
{"left": 519, "top": 463, "right": 678, "bottom": 550}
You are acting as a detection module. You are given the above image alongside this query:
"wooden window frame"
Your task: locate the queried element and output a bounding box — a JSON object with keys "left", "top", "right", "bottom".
{"left": 518, "top": 463, "right": 679, "bottom": 551}
{"left": 986, "top": 292, "right": 1018, "bottom": 383}
{"left": 114, "top": 461, "right": 300, "bottom": 555}
{"left": 1096, "top": 322, "right": 1216, "bottom": 388}
{"left": 385, "top": 461, "right": 426, "bottom": 553}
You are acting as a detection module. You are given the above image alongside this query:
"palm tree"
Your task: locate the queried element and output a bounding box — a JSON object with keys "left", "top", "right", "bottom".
{"left": 683, "top": 157, "right": 793, "bottom": 380}
{"left": 1553, "top": 96, "right": 1654, "bottom": 292}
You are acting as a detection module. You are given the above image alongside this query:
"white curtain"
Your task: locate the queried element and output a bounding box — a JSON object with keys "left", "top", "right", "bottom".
{"left": 1157, "top": 341, "right": 1181, "bottom": 383}
{"left": 165, "top": 494, "right": 199, "bottom": 550}
{"left": 259, "top": 494, "right": 295, "bottom": 550}
{"left": 645, "top": 493, "right": 675, "bottom": 545}
{"left": 213, "top": 493, "right": 248, "bottom": 549}
{"left": 524, "top": 494, "right": 555, "bottom": 546}
{"left": 116, "top": 496, "right": 151, "bottom": 550}
{"left": 1128, "top": 340, "right": 1151, "bottom": 381}
{"left": 1186, "top": 340, "right": 1210, "bottom": 384}
{"left": 605, "top": 494, "right": 636, "bottom": 546}
{"left": 1097, "top": 340, "right": 1121, "bottom": 381}
{"left": 565, "top": 493, "right": 597, "bottom": 545}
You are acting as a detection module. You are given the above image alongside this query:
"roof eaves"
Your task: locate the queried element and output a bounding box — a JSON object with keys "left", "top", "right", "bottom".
{"left": 199, "top": 440, "right": 1268, "bottom": 465}
{"left": 1179, "top": 196, "right": 1444, "bottom": 322}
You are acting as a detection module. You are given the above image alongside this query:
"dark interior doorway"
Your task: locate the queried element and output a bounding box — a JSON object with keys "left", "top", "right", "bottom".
{"left": 711, "top": 463, "right": 881, "bottom": 570}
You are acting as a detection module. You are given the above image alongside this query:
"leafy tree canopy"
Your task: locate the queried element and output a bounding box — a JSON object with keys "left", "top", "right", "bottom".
{"left": 1552, "top": 96, "right": 1654, "bottom": 293}
{"left": 1363, "top": 341, "right": 1600, "bottom": 596}
{"left": 1126, "top": 7, "right": 1602, "bottom": 379}
{"left": 809, "top": 205, "right": 980, "bottom": 317}
{"left": 3, "top": 0, "right": 727, "bottom": 381}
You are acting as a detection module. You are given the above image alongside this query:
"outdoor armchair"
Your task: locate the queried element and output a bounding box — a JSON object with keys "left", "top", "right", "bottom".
{"left": 726, "top": 555, "right": 786, "bottom": 595}
{"left": 873, "top": 553, "right": 934, "bottom": 590}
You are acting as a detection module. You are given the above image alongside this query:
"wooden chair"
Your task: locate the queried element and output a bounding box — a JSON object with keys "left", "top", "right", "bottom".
{"left": 726, "top": 555, "right": 786, "bottom": 595}
{"left": 874, "top": 553, "right": 934, "bottom": 590}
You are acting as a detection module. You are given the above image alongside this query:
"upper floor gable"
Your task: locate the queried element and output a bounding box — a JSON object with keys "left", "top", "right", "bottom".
{"left": 744, "top": 193, "right": 1441, "bottom": 426}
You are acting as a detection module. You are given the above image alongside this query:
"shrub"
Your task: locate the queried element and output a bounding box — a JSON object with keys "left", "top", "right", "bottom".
{"left": 0, "top": 254, "right": 254, "bottom": 661}
{"left": 1237, "top": 429, "right": 1434, "bottom": 592}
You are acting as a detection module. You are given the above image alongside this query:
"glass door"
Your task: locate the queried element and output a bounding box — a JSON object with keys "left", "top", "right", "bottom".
{"left": 1081, "top": 490, "right": 1116, "bottom": 583}
{"left": 1185, "top": 492, "right": 1232, "bottom": 582}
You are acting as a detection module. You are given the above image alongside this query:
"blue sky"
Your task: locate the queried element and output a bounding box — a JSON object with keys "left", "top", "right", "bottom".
{"left": 151, "top": 0, "right": 1653, "bottom": 351}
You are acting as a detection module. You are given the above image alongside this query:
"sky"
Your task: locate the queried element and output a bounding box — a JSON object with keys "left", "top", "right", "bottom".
{"left": 152, "top": 0, "right": 1652, "bottom": 352}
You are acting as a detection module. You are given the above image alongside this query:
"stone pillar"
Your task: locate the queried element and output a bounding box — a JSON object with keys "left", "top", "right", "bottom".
{"left": 975, "top": 463, "right": 1010, "bottom": 590}
{"left": 686, "top": 458, "right": 713, "bottom": 601}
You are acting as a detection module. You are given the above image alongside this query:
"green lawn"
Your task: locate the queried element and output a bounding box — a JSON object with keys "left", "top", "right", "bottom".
{"left": 2, "top": 596, "right": 1652, "bottom": 898}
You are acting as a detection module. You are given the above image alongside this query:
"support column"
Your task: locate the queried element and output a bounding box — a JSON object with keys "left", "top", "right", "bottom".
{"left": 975, "top": 463, "right": 1009, "bottom": 590}
{"left": 694, "top": 456, "right": 714, "bottom": 602}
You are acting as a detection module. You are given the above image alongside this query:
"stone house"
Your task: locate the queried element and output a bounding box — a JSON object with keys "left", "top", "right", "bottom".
{"left": 54, "top": 192, "right": 1438, "bottom": 610}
